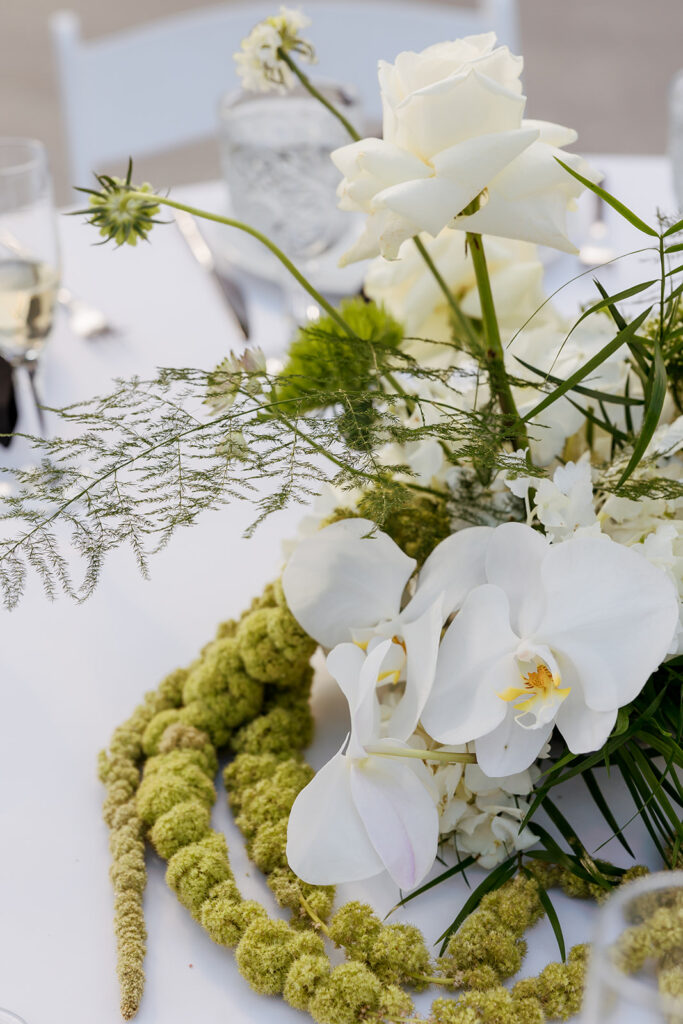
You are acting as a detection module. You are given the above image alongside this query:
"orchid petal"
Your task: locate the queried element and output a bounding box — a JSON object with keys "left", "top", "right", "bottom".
{"left": 350, "top": 749, "right": 439, "bottom": 889}
{"left": 484, "top": 522, "right": 548, "bottom": 637}
{"left": 326, "top": 641, "right": 391, "bottom": 754}
{"left": 537, "top": 535, "right": 679, "bottom": 711}
{"left": 286, "top": 746, "right": 384, "bottom": 885}
{"left": 387, "top": 595, "right": 443, "bottom": 741}
{"left": 475, "top": 710, "right": 553, "bottom": 776}
{"left": 407, "top": 525, "right": 493, "bottom": 620}
{"left": 421, "top": 584, "right": 518, "bottom": 744}
{"left": 282, "top": 518, "right": 416, "bottom": 648}
{"left": 554, "top": 686, "right": 617, "bottom": 754}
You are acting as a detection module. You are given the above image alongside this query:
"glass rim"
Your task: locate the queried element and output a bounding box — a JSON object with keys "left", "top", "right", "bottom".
{"left": 588, "top": 869, "right": 683, "bottom": 1016}
{"left": 0, "top": 1010, "right": 27, "bottom": 1024}
{"left": 0, "top": 137, "right": 47, "bottom": 177}
{"left": 219, "top": 78, "right": 358, "bottom": 114}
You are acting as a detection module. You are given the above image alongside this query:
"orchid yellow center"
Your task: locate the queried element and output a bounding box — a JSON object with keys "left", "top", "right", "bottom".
{"left": 377, "top": 635, "right": 407, "bottom": 686}
{"left": 498, "top": 664, "right": 571, "bottom": 728}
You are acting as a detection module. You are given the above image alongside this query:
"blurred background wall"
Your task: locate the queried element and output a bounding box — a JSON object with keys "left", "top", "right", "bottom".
{"left": 2, "top": 0, "right": 682, "bottom": 201}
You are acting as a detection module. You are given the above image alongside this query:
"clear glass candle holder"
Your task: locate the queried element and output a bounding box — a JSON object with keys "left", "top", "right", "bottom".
{"left": 581, "top": 870, "right": 683, "bottom": 1024}
{"left": 218, "top": 82, "right": 361, "bottom": 271}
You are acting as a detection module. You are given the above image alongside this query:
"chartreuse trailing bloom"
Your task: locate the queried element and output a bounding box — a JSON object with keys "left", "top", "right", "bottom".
{"left": 421, "top": 521, "right": 679, "bottom": 775}
{"left": 100, "top": 575, "right": 659, "bottom": 1023}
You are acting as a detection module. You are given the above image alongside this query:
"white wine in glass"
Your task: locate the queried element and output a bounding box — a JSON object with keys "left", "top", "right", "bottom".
{"left": 0, "top": 138, "right": 60, "bottom": 431}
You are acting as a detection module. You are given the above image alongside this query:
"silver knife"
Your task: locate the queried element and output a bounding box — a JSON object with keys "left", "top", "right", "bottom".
{"left": 173, "top": 208, "right": 250, "bottom": 340}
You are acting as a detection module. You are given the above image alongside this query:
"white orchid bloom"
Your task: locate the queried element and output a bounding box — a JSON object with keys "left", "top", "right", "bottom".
{"left": 282, "top": 517, "right": 417, "bottom": 649}
{"left": 421, "top": 522, "right": 679, "bottom": 776}
{"left": 286, "top": 639, "right": 440, "bottom": 887}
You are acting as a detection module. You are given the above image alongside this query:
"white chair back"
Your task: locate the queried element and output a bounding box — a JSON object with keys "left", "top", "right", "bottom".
{"left": 50, "top": 0, "right": 520, "bottom": 186}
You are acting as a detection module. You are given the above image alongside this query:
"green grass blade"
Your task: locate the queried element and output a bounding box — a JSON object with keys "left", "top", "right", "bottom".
{"left": 555, "top": 159, "right": 659, "bottom": 237}
{"left": 436, "top": 856, "right": 517, "bottom": 954}
{"left": 389, "top": 855, "right": 477, "bottom": 913}
{"left": 617, "top": 334, "right": 667, "bottom": 485}
{"left": 582, "top": 767, "right": 635, "bottom": 857}
{"left": 522, "top": 307, "right": 652, "bottom": 423}
{"left": 535, "top": 880, "right": 566, "bottom": 961}
{"left": 514, "top": 354, "right": 644, "bottom": 406}
{"left": 663, "top": 217, "right": 683, "bottom": 237}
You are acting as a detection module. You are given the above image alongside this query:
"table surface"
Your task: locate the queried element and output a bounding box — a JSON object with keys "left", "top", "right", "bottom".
{"left": 0, "top": 155, "right": 678, "bottom": 1024}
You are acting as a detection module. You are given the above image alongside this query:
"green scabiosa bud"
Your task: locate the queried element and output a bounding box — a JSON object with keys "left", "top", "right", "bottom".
{"left": 74, "top": 161, "right": 161, "bottom": 246}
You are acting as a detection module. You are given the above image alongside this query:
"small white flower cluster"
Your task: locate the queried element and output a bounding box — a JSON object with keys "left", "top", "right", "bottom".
{"left": 428, "top": 741, "right": 541, "bottom": 868}
{"left": 205, "top": 347, "right": 266, "bottom": 413}
{"left": 234, "top": 7, "right": 315, "bottom": 94}
{"left": 504, "top": 416, "right": 683, "bottom": 654}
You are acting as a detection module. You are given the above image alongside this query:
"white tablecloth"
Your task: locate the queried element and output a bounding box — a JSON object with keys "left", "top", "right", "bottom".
{"left": 0, "top": 156, "right": 678, "bottom": 1024}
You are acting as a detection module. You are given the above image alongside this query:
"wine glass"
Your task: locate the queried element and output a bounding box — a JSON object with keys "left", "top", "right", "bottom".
{"left": 581, "top": 870, "right": 683, "bottom": 1024}
{"left": 0, "top": 138, "right": 60, "bottom": 433}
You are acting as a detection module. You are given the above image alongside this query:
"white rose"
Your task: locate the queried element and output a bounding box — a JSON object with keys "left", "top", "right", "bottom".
{"left": 332, "top": 33, "right": 599, "bottom": 263}
{"left": 364, "top": 230, "right": 545, "bottom": 340}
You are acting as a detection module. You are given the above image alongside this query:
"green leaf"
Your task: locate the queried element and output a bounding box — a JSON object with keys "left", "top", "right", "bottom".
{"left": 593, "top": 280, "right": 651, "bottom": 379}
{"left": 663, "top": 217, "right": 683, "bottom": 237}
{"left": 514, "top": 355, "right": 644, "bottom": 406}
{"left": 539, "top": 796, "right": 609, "bottom": 885}
{"left": 436, "top": 856, "right": 517, "bottom": 954}
{"left": 389, "top": 855, "right": 477, "bottom": 913}
{"left": 535, "top": 880, "right": 566, "bottom": 961}
{"left": 617, "top": 333, "right": 667, "bottom": 486}
{"left": 582, "top": 767, "right": 635, "bottom": 857}
{"left": 522, "top": 306, "right": 652, "bottom": 423}
{"left": 555, "top": 159, "right": 659, "bottom": 237}
{"left": 665, "top": 243, "right": 683, "bottom": 253}
{"left": 568, "top": 279, "right": 657, "bottom": 334}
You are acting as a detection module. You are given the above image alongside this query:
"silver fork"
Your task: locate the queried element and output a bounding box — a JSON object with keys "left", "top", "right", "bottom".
{"left": 57, "top": 287, "right": 118, "bottom": 339}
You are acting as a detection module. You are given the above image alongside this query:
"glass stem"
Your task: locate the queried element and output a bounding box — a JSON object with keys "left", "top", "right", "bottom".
{"left": 466, "top": 232, "right": 529, "bottom": 451}
{"left": 26, "top": 362, "right": 46, "bottom": 436}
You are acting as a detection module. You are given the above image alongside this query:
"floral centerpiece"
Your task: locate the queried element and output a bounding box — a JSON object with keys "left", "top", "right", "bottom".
{"left": 5, "top": 8, "right": 683, "bottom": 1023}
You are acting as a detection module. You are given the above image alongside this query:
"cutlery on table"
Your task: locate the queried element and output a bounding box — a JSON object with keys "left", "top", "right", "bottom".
{"left": 172, "top": 209, "right": 250, "bottom": 341}
{"left": 57, "top": 287, "right": 117, "bottom": 339}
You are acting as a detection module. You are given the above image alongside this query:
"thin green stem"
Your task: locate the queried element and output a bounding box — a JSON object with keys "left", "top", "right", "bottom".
{"left": 277, "top": 49, "right": 361, "bottom": 141}
{"left": 299, "top": 893, "right": 332, "bottom": 936}
{"left": 126, "top": 191, "right": 354, "bottom": 339}
{"left": 274, "top": 51, "right": 480, "bottom": 365}
{"left": 412, "top": 236, "right": 478, "bottom": 351}
{"left": 466, "top": 232, "right": 528, "bottom": 451}
{"left": 365, "top": 746, "right": 477, "bottom": 765}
